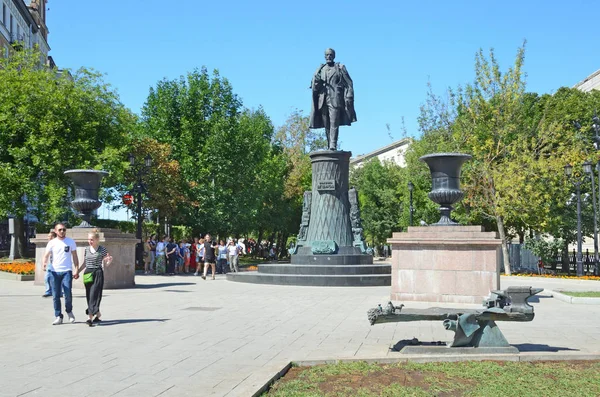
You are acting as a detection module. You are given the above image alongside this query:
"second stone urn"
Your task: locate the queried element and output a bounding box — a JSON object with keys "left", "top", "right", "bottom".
{"left": 64, "top": 169, "right": 109, "bottom": 228}
{"left": 419, "top": 153, "right": 471, "bottom": 226}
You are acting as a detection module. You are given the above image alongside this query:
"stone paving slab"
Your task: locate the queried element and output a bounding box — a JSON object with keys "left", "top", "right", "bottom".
{"left": 1, "top": 274, "right": 599, "bottom": 396}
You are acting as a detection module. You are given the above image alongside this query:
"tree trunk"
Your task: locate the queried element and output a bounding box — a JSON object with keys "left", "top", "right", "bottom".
{"left": 496, "top": 215, "right": 511, "bottom": 275}
{"left": 280, "top": 232, "right": 288, "bottom": 258}
{"left": 11, "top": 216, "right": 28, "bottom": 259}
{"left": 256, "top": 230, "right": 263, "bottom": 259}
{"left": 157, "top": 212, "right": 163, "bottom": 238}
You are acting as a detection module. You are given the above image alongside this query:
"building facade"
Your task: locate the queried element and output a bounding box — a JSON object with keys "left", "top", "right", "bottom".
{"left": 574, "top": 69, "right": 600, "bottom": 92}
{"left": 0, "top": 0, "right": 49, "bottom": 60}
{"left": 350, "top": 138, "right": 412, "bottom": 168}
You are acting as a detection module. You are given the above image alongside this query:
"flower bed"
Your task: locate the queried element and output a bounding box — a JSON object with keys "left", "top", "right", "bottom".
{"left": 0, "top": 262, "right": 35, "bottom": 275}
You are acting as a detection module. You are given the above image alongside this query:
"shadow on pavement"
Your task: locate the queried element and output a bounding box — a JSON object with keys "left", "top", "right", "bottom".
{"left": 96, "top": 318, "right": 169, "bottom": 326}
{"left": 514, "top": 343, "right": 579, "bottom": 352}
{"left": 392, "top": 339, "right": 446, "bottom": 351}
{"left": 134, "top": 283, "right": 195, "bottom": 289}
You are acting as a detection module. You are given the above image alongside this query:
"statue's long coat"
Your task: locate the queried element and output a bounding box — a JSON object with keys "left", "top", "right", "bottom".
{"left": 309, "top": 62, "right": 357, "bottom": 129}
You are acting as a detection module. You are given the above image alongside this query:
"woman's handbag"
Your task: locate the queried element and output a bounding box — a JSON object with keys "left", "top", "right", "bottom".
{"left": 83, "top": 272, "right": 94, "bottom": 284}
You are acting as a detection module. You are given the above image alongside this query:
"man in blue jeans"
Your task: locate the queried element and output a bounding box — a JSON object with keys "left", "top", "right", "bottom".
{"left": 42, "top": 223, "right": 80, "bottom": 325}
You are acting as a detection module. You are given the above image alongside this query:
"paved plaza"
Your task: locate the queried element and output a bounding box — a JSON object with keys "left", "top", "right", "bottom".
{"left": 1, "top": 271, "right": 600, "bottom": 397}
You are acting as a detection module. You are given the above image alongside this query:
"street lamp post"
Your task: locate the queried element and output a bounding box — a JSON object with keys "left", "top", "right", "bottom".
{"left": 565, "top": 164, "right": 585, "bottom": 276}
{"left": 129, "top": 153, "right": 152, "bottom": 268}
{"left": 408, "top": 181, "right": 414, "bottom": 227}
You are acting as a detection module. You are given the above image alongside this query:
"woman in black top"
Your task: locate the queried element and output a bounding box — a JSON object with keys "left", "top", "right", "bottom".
{"left": 165, "top": 237, "right": 178, "bottom": 275}
{"left": 74, "top": 229, "right": 113, "bottom": 326}
{"left": 201, "top": 234, "right": 217, "bottom": 280}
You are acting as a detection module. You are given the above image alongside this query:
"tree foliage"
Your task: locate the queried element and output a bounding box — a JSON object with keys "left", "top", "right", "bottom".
{"left": 350, "top": 159, "right": 403, "bottom": 246}
{"left": 0, "top": 49, "right": 135, "bottom": 255}
{"left": 140, "top": 68, "right": 295, "bottom": 239}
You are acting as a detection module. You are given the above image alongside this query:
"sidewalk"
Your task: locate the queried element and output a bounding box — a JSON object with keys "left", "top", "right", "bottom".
{"left": 1, "top": 274, "right": 599, "bottom": 397}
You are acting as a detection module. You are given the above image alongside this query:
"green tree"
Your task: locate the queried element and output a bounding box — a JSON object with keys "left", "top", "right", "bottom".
{"left": 417, "top": 44, "right": 600, "bottom": 274}
{"left": 350, "top": 159, "right": 403, "bottom": 247}
{"left": 0, "top": 49, "right": 135, "bottom": 256}
{"left": 141, "top": 68, "right": 288, "bottom": 238}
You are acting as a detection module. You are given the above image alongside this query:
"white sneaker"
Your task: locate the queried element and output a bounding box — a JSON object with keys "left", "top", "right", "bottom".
{"left": 194, "top": 272, "right": 198, "bottom": 276}
{"left": 52, "top": 316, "right": 63, "bottom": 325}
{"left": 67, "top": 312, "right": 75, "bottom": 323}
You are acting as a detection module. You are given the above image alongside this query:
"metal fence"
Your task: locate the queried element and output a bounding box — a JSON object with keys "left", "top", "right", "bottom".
{"left": 501, "top": 243, "right": 598, "bottom": 274}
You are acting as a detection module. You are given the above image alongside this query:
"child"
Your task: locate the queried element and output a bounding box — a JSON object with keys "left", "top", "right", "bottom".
{"left": 183, "top": 242, "right": 191, "bottom": 273}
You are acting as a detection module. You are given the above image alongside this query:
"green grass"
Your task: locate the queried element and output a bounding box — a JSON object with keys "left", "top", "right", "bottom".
{"left": 560, "top": 291, "right": 600, "bottom": 298}
{"left": 265, "top": 360, "right": 600, "bottom": 397}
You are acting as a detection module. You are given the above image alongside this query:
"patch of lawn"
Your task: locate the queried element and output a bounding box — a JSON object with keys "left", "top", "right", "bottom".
{"left": 266, "top": 360, "right": 600, "bottom": 397}
{"left": 560, "top": 291, "right": 600, "bottom": 298}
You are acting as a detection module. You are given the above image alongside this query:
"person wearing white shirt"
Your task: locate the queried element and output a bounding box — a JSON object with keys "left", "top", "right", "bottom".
{"left": 42, "top": 223, "right": 80, "bottom": 325}
{"left": 227, "top": 240, "right": 240, "bottom": 273}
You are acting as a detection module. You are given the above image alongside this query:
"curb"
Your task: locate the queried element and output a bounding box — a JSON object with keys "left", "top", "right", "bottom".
{"left": 0, "top": 270, "right": 34, "bottom": 281}
{"left": 251, "top": 352, "right": 600, "bottom": 395}
{"left": 546, "top": 289, "right": 600, "bottom": 305}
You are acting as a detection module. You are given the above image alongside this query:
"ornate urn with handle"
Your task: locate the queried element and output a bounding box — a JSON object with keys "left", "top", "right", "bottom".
{"left": 419, "top": 153, "right": 471, "bottom": 226}
{"left": 64, "top": 169, "right": 109, "bottom": 228}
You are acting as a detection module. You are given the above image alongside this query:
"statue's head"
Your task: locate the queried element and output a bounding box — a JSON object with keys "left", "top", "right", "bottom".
{"left": 324, "top": 48, "right": 336, "bottom": 64}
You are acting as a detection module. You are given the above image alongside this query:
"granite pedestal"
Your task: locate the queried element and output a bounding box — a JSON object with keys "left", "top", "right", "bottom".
{"left": 228, "top": 150, "right": 389, "bottom": 287}
{"left": 34, "top": 228, "right": 138, "bottom": 289}
{"left": 388, "top": 226, "right": 501, "bottom": 303}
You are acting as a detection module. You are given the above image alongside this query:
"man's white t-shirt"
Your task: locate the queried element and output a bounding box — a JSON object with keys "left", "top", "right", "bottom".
{"left": 45, "top": 237, "right": 77, "bottom": 272}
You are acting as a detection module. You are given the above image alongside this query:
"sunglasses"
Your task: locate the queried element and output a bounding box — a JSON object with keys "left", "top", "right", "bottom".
{"left": 58, "top": 228, "right": 66, "bottom": 232}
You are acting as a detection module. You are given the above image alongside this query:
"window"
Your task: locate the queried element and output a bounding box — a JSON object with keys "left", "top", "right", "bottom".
{"left": 9, "top": 14, "right": 12, "bottom": 35}
{"left": 2, "top": 4, "right": 6, "bottom": 26}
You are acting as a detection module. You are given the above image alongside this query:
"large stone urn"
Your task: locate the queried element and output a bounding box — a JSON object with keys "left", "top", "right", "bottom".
{"left": 64, "top": 169, "right": 108, "bottom": 228}
{"left": 419, "top": 153, "right": 472, "bottom": 226}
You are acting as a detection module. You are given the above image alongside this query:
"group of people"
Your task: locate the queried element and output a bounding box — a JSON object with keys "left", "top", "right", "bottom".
{"left": 42, "top": 223, "right": 113, "bottom": 327}
{"left": 144, "top": 233, "right": 243, "bottom": 279}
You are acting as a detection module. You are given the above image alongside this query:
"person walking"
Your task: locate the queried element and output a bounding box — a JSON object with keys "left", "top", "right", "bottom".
{"left": 217, "top": 240, "right": 228, "bottom": 274}
{"left": 42, "top": 223, "right": 79, "bottom": 325}
{"left": 155, "top": 236, "right": 166, "bottom": 275}
{"left": 42, "top": 231, "right": 58, "bottom": 298}
{"left": 200, "top": 234, "right": 216, "bottom": 280}
{"left": 74, "top": 229, "right": 113, "bottom": 327}
{"left": 193, "top": 238, "right": 205, "bottom": 276}
{"left": 227, "top": 239, "right": 240, "bottom": 273}
{"left": 165, "top": 237, "right": 178, "bottom": 275}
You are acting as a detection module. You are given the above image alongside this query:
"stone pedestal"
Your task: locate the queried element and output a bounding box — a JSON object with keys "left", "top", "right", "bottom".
{"left": 228, "top": 150, "right": 389, "bottom": 287}
{"left": 387, "top": 226, "right": 501, "bottom": 303}
{"left": 34, "top": 228, "right": 137, "bottom": 289}
{"left": 293, "top": 150, "right": 368, "bottom": 262}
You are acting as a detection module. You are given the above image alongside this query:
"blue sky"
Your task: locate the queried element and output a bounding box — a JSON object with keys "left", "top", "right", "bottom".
{"left": 48, "top": 1, "right": 598, "bottom": 218}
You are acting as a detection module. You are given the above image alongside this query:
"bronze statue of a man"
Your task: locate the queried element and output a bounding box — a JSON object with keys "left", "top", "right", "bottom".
{"left": 309, "top": 48, "right": 357, "bottom": 151}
